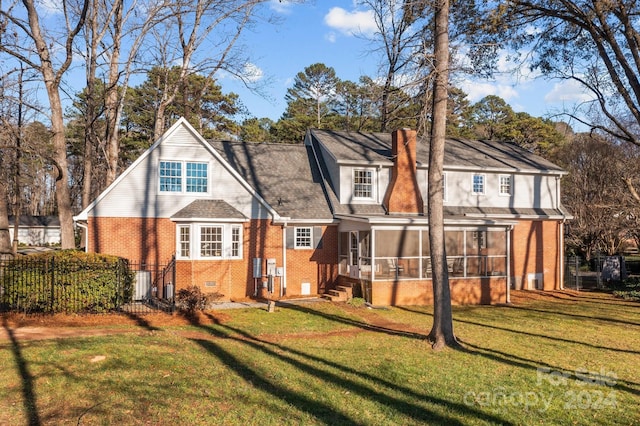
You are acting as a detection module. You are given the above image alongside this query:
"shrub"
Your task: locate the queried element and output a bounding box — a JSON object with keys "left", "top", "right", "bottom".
{"left": 176, "top": 286, "right": 224, "bottom": 314}
{"left": 613, "top": 276, "right": 640, "bottom": 301}
{"left": 0, "top": 250, "right": 134, "bottom": 313}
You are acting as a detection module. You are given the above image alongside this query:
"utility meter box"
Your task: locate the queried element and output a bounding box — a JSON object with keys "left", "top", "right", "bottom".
{"left": 266, "top": 258, "right": 276, "bottom": 276}
{"left": 253, "top": 258, "right": 262, "bottom": 278}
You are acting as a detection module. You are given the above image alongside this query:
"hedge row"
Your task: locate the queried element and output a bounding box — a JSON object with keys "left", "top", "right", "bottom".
{"left": 0, "top": 250, "right": 135, "bottom": 314}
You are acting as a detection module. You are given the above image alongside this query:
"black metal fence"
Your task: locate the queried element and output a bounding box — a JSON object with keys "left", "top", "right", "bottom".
{"left": 0, "top": 256, "right": 176, "bottom": 314}
{"left": 564, "top": 255, "right": 639, "bottom": 290}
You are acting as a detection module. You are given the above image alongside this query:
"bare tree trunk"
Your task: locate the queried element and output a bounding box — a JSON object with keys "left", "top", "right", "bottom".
{"left": 427, "top": 0, "right": 457, "bottom": 349}
{"left": 104, "top": 0, "right": 124, "bottom": 186}
{"left": 82, "top": 0, "right": 99, "bottom": 209}
{"left": 21, "top": 0, "right": 89, "bottom": 249}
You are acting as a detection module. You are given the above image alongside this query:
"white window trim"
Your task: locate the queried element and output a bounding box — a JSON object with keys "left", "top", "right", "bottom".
{"left": 175, "top": 223, "right": 243, "bottom": 260}
{"left": 472, "top": 173, "right": 486, "bottom": 195}
{"left": 158, "top": 159, "right": 210, "bottom": 195}
{"left": 443, "top": 172, "right": 448, "bottom": 202}
{"left": 294, "top": 226, "right": 313, "bottom": 249}
{"left": 230, "top": 224, "right": 243, "bottom": 258}
{"left": 499, "top": 174, "right": 512, "bottom": 196}
{"left": 177, "top": 225, "right": 191, "bottom": 259}
{"left": 352, "top": 168, "right": 375, "bottom": 200}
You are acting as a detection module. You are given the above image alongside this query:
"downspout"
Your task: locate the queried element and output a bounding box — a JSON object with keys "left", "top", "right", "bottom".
{"left": 76, "top": 221, "right": 88, "bottom": 252}
{"left": 377, "top": 164, "right": 382, "bottom": 205}
{"left": 557, "top": 175, "right": 566, "bottom": 290}
{"left": 506, "top": 225, "right": 513, "bottom": 303}
{"left": 282, "top": 223, "right": 287, "bottom": 297}
{"left": 559, "top": 219, "right": 565, "bottom": 290}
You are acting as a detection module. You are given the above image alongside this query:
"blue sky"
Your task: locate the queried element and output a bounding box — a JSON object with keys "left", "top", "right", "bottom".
{"left": 222, "top": 0, "right": 593, "bottom": 124}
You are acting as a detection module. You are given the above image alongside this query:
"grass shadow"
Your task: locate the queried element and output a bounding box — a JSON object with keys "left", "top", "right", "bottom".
{"left": 2, "top": 316, "right": 41, "bottom": 426}
{"left": 181, "top": 311, "right": 513, "bottom": 425}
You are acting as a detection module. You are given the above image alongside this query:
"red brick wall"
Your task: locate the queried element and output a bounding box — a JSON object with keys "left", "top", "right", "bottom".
{"left": 86, "top": 217, "right": 176, "bottom": 265}
{"left": 284, "top": 225, "right": 339, "bottom": 297}
{"left": 87, "top": 217, "right": 340, "bottom": 301}
{"left": 511, "top": 219, "right": 561, "bottom": 290}
{"left": 342, "top": 276, "right": 507, "bottom": 306}
{"left": 178, "top": 221, "right": 339, "bottom": 301}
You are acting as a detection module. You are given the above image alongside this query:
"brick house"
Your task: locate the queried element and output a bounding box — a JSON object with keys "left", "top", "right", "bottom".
{"left": 74, "top": 117, "right": 572, "bottom": 305}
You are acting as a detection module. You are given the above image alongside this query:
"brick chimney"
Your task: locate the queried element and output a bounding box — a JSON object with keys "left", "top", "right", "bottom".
{"left": 382, "top": 129, "right": 424, "bottom": 215}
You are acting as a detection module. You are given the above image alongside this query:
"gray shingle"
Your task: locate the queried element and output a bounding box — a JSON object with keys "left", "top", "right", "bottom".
{"left": 310, "top": 129, "right": 565, "bottom": 173}
{"left": 208, "top": 141, "right": 334, "bottom": 220}
{"left": 171, "top": 200, "right": 246, "bottom": 219}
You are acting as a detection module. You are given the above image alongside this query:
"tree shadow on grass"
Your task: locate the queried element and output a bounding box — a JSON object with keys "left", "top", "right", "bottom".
{"left": 515, "top": 290, "right": 640, "bottom": 309}
{"left": 458, "top": 338, "right": 640, "bottom": 398}
{"left": 118, "top": 311, "right": 162, "bottom": 331}
{"left": 394, "top": 307, "right": 640, "bottom": 398}
{"left": 2, "top": 316, "right": 41, "bottom": 426}
{"left": 396, "top": 306, "right": 640, "bottom": 355}
{"left": 503, "top": 304, "right": 640, "bottom": 327}
{"left": 274, "top": 301, "right": 428, "bottom": 340}
{"left": 182, "top": 311, "right": 512, "bottom": 425}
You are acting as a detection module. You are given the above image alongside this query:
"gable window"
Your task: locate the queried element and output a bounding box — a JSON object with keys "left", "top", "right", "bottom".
{"left": 186, "top": 162, "right": 208, "bottom": 192}
{"left": 499, "top": 175, "right": 512, "bottom": 195}
{"left": 159, "top": 160, "right": 208, "bottom": 193}
{"left": 353, "top": 169, "right": 373, "bottom": 199}
{"left": 201, "top": 226, "right": 223, "bottom": 257}
{"left": 295, "top": 227, "right": 312, "bottom": 248}
{"left": 159, "top": 161, "right": 182, "bottom": 192}
{"left": 472, "top": 174, "right": 485, "bottom": 195}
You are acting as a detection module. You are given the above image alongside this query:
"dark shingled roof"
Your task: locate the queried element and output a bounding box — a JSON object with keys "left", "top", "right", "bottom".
{"left": 8, "top": 216, "right": 60, "bottom": 227}
{"left": 171, "top": 200, "right": 246, "bottom": 220}
{"left": 442, "top": 206, "right": 570, "bottom": 219}
{"left": 309, "top": 129, "right": 565, "bottom": 173}
{"left": 208, "top": 141, "right": 334, "bottom": 220}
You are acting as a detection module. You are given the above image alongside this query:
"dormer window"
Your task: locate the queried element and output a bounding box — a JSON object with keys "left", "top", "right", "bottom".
{"left": 499, "top": 175, "right": 512, "bottom": 196}
{"left": 472, "top": 173, "right": 485, "bottom": 195}
{"left": 353, "top": 169, "right": 373, "bottom": 199}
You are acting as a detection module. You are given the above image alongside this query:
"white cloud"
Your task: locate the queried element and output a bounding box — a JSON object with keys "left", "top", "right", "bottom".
{"left": 544, "top": 79, "right": 594, "bottom": 104}
{"left": 458, "top": 79, "right": 520, "bottom": 103}
{"left": 270, "top": 0, "right": 294, "bottom": 14}
{"left": 324, "top": 7, "right": 377, "bottom": 36}
{"left": 325, "top": 32, "right": 337, "bottom": 43}
{"left": 242, "top": 63, "right": 264, "bottom": 83}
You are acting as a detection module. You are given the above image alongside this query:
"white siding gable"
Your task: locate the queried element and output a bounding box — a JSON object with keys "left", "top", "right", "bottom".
{"left": 441, "top": 170, "right": 559, "bottom": 209}
{"left": 76, "top": 118, "right": 273, "bottom": 220}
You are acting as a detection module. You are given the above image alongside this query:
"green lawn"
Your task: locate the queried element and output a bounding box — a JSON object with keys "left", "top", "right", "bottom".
{"left": 1, "top": 291, "right": 638, "bottom": 425}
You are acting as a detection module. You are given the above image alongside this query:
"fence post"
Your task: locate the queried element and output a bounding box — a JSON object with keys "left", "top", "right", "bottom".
{"left": 50, "top": 256, "right": 55, "bottom": 313}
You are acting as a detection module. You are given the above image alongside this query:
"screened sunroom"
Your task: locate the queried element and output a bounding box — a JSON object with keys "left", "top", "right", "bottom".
{"left": 337, "top": 218, "right": 511, "bottom": 282}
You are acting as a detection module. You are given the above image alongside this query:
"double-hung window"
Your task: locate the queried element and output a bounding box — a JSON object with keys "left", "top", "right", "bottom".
{"left": 353, "top": 169, "right": 373, "bottom": 199}
{"left": 177, "top": 224, "right": 243, "bottom": 259}
{"left": 200, "top": 226, "right": 223, "bottom": 257}
{"left": 179, "top": 226, "right": 190, "bottom": 258}
{"left": 472, "top": 173, "right": 485, "bottom": 195}
{"left": 499, "top": 175, "right": 512, "bottom": 196}
{"left": 295, "top": 227, "right": 312, "bottom": 249}
{"left": 159, "top": 161, "right": 182, "bottom": 192}
{"left": 231, "top": 225, "right": 242, "bottom": 257}
{"left": 186, "top": 162, "right": 208, "bottom": 192}
{"left": 159, "top": 160, "right": 208, "bottom": 193}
